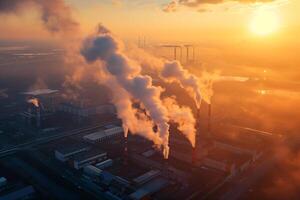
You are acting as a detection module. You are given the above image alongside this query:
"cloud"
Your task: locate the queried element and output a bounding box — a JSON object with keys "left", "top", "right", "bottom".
{"left": 162, "top": 0, "right": 178, "bottom": 12}
{"left": 0, "top": 0, "right": 79, "bottom": 34}
{"left": 163, "top": 0, "right": 275, "bottom": 12}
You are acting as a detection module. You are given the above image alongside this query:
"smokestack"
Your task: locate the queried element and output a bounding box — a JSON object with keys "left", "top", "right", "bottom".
{"left": 123, "top": 126, "right": 129, "bottom": 165}
{"left": 208, "top": 104, "right": 211, "bottom": 136}
{"left": 192, "top": 147, "right": 197, "bottom": 166}
{"left": 28, "top": 107, "right": 32, "bottom": 125}
{"left": 36, "top": 106, "right": 41, "bottom": 128}
{"left": 192, "top": 108, "right": 201, "bottom": 166}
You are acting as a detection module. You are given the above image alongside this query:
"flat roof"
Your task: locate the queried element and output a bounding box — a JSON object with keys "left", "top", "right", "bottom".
{"left": 207, "top": 146, "right": 251, "bottom": 166}
{"left": 129, "top": 177, "right": 169, "bottom": 199}
{"left": 133, "top": 170, "right": 160, "bottom": 184}
{"left": 55, "top": 141, "right": 90, "bottom": 155}
{"left": 73, "top": 149, "right": 106, "bottom": 162}
{"left": 0, "top": 186, "right": 35, "bottom": 200}
{"left": 83, "top": 128, "right": 122, "bottom": 141}
{"left": 22, "top": 89, "right": 58, "bottom": 96}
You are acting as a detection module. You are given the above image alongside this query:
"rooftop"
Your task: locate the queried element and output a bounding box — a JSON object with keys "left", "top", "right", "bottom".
{"left": 83, "top": 127, "right": 123, "bottom": 141}
{"left": 206, "top": 146, "right": 251, "bottom": 166}
{"left": 55, "top": 140, "right": 90, "bottom": 155}
{"left": 73, "top": 149, "right": 106, "bottom": 162}
{"left": 22, "top": 89, "right": 58, "bottom": 96}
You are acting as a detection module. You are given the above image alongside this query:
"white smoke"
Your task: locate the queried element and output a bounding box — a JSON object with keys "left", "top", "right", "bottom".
{"left": 81, "top": 25, "right": 170, "bottom": 158}
{"left": 163, "top": 96, "right": 196, "bottom": 147}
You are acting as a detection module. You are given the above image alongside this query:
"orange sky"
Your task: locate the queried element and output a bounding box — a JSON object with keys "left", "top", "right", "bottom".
{"left": 0, "top": 0, "right": 298, "bottom": 42}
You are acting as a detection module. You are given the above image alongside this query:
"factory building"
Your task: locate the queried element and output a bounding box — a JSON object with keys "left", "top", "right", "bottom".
{"left": 22, "top": 89, "right": 59, "bottom": 112}
{"left": 58, "top": 101, "right": 115, "bottom": 119}
{"left": 129, "top": 177, "right": 169, "bottom": 200}
{"left": 213, "top": 128, "right": 265, "bottom": 162}
{"left": 133, "top": 170, "right": 160, "bottom": 186}
{"left": 169, "top": 102, "right": 213, "bottom": 165}
{"left": 0, "top": 185, "right": 36, "bottom": 200}
{"left": 95, "top": 159, "right": 113, "bottom": 170}
{"left": 55, "top": 142, "right": 90, "bottom": 162}
{"left": 202, "top": 146, "right": 252, "bottom": 177}
{"left": 73, "top": 150, "right": 107, "bottom": 169}
{"left": 83, "top": 165, "right": 103, "bottom": 178}
{"left": 83, "top": 125, "right": 124, "bottom": 144}
{"left": 20, "top": 89, "right": 60, "bottom": 128}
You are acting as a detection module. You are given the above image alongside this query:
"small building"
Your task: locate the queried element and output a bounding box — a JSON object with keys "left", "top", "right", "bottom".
{"left": 142, "top": 149, "right": 156, "bottom": 158}
{"left": 55, "top": 143, "right": 90, "bottom": 162}
{"left": 83, "top": 165, "right": 103, "bottom": 177}
{"left": 73, "top": 150, "right": 107, "bottom": 169}
{"left": 129, "top": 177, "right": 169, "bottom": 200}
{"left": 0, "top": 177, "right": 7, "bottom": 188}
{"left": 202, "top": 146, "right": 252, "bottom": 177}
{"left": 83, "top": 125, "right": 124, "bottom": 144}
{"left": 133, "top": 170, "right": 160, "bottom": 186}
{"left": 58, "top": 102, "right": 115, "bottom": 118}
{"left": 95, "top": 159, "right": 113, "bottom": 170}
{"left": 0, "top": 185, "right": 35, "bottom": 200}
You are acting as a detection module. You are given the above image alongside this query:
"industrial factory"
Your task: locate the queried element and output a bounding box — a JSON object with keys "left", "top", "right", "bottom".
{"left": 0, "top": 82, "right": 282, "bottom": 200}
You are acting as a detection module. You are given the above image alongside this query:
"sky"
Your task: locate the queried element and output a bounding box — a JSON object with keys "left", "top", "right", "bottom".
{"left": 0, "top": 0, "right": 299, "bottom": 43}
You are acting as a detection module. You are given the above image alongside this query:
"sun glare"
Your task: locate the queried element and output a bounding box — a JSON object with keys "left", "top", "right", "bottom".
{"left": 250, "top": 8, "right": 280, "bottom": 36}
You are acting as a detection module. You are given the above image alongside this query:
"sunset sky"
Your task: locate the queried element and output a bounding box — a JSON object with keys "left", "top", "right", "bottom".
{"left": 1, "top": 0, "right": 299, "bottom": 43}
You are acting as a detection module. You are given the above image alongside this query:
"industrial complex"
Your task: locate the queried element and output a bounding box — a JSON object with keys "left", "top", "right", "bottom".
{"left": 0, "top": 87, "right": 284, "bottom": 200}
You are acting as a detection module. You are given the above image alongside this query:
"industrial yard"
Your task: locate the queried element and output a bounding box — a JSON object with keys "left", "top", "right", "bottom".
{"left": 0, "top": 1, "right": 299, "bottom": 199}
{"left": 0, "top": 86, "right": 287, "bottom": 200}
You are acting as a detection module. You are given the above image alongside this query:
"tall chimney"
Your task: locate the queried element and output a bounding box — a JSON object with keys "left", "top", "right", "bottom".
{"left": 208, "top": 104, "right": 211, "bottom": 136}
{"left": 28, "top": 107, "right": 32, "bottom": 125}
{"left": 124, "top": 135, "right": 128, "bottom": 166}
{"left": 192, "top": 147, "right": 197, "bottom": 166}
{"left": 192, "top": 108, "right": 201, "bottom": 166}
{"left": 36, "top": 106, "right": 41, "bottom": 128}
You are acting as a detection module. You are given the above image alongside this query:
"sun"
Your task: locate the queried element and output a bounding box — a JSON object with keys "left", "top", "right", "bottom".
{"left": 250, "top": 8, "right": 280, "bottom": 36}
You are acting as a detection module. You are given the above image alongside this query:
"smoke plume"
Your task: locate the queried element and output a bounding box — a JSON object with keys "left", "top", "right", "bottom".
{"left": 27, "top": 98, "right": 39, "bottom": 107}
{"left": 0, "top": 0, "right": 78, "bottom": 34}
{"left": 161, "top": 61, "right": 202, "bottom": 107}
{"left": 163, "top": 97, "right": 196, "bottom": 147}
{"left": 81, "top": 25, "right": 171, "bottom": 158}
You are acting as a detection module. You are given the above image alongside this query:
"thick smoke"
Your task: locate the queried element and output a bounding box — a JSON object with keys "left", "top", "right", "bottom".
{"left": 128, "top": 48, "right": 218, "bottom": 106}
{"left": 95, "top": 73, "right": 163, "bottom": 147}
{"left": 161, "top": 61, "right": 203, "bottom": 107}
{"left": 163, "top": 97, "right": 196, "bottom": 147}
{"left": 0, "top": 0, "right": 78, "bottom": 34}
{"left": 81, "top": 26, "right": 171, "bottom": 158}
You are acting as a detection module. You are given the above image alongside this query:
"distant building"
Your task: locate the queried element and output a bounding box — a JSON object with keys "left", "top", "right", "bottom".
{"left": 83, "top": 165, "right": 103, "bottom": 178}
{"left": 129, "top": 177, "right": 169, "bottom": 200}
{"left": 58, "top": 102, "right": 115, "bottom": 118}
{"left": 95, "top": 159, "right": 113, "bottom": 170}
{"left": 202, "top": 146, "right": 252, "bottom": 177}
{"left": 133, "top": 170, "right": 160, "bottom": 186}
{"left": 20, "top": 88, "right": 60, "bottom": 128}
{"left": 83, "top": 125, "right": 123, "bottom": 144}
{"left": 55, "top": 143, "right": 90, "bottom": 162}
{"left": 73, "top": 150, "right": 107, "bottom": 169}
{"left": 213, "top": 129, "right": 265, "bottom": 162}
{"left": 0, "top": 185, "right": 36, "bottom": 200}
{"left": 169, "top": 102, "right": 213, "bottom": 165}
